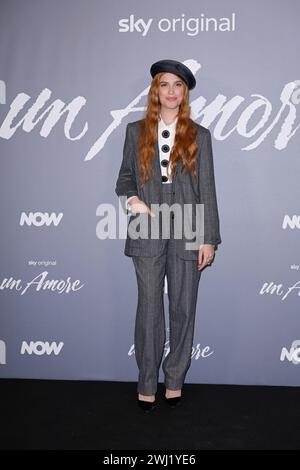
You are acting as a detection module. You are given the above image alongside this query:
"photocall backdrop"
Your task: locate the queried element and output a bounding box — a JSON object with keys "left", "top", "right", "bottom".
{"left": 0, "top": 0, "right": 299, "bottom": 386}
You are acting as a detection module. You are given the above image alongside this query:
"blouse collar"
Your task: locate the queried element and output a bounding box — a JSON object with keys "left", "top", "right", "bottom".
{"left": 158, "top": 114, "right": 178, "bottom": 128}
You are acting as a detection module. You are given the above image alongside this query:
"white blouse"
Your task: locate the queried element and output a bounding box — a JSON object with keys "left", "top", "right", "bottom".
{"left": 126, "top": 115, "right": 178, "bottom": 209}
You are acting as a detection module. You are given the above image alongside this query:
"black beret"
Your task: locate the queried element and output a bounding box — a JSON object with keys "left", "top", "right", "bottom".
{"left": 150, "top": 59, "right": 196, "bottom": 90}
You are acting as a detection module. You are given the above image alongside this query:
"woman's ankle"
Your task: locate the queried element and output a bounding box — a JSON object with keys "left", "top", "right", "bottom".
{"left": 138, "top": 393, "right": 155, "bottom": 402}
{"left": 165, "top": 389, "right": 181, "bottom": 398}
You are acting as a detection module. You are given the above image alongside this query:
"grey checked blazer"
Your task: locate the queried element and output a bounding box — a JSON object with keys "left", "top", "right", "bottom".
{"left": 115, "top": 119, "right": 221, "bottom": 260}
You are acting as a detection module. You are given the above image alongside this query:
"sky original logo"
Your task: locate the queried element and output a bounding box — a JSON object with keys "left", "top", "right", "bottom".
{"left": 118, "top": 13, "right": 236, "bottom": 37}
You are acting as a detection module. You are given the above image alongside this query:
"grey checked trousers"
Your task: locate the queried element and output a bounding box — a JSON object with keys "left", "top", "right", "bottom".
{"left": 132, "top": 182, "right": 202, "bottom": 395}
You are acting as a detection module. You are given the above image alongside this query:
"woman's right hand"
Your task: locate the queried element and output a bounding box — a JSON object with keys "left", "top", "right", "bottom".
{"left": 128, "top": 197, "right": 155, "bottom": 218}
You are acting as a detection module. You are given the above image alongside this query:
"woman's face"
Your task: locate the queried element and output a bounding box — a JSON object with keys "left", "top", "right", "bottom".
{"left": 158, "top": 72, "right": 184, "bottom": 111}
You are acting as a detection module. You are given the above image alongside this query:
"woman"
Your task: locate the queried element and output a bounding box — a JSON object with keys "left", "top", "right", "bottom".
{"left": 115, "top": 59, "right": 221, "bottom": 413}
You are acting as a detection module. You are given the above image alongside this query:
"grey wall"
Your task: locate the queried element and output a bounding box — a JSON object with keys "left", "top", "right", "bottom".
{"left": 0, "top": 0, "right": 299, "bottom": 385}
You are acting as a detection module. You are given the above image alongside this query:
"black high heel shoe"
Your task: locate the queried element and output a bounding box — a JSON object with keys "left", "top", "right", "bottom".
{"left": 164, "top": 395, "right": 183, "bottom": 408}
{"left": 137, "top": 398, "right": 157, "bottom": 413}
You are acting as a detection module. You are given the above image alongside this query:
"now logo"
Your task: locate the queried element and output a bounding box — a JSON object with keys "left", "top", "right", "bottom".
{"left": 280, "top": 340, "right": 300, "bottom": 365}
{"left": 20, "top": 341, "right": 64, "bottom": 356}
{"left": 282, "top": 215, "right": 300, "bottom": 229}
{"left": 0, "top": 340, "right": 6, "bottom": 364}
{"left": 19, "top": 212, "right": 63, "bottom": 226}
{"left": 0, "top": 80, "right": 6, "bottom": 104}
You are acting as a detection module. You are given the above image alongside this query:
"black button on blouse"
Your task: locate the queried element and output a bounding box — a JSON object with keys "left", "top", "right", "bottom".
{"left": 161, "top": 144, "right": 170, "bottom": 153}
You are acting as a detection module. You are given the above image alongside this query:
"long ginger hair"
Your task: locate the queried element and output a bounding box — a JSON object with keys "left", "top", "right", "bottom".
{"left": 137, "top": 72, "right": 198, "bottom": 188}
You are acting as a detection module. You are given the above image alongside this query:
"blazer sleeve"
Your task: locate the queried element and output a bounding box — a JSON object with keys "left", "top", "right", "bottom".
{"left": 115, "top": 123, "right": 139, "bottom": 213}
{"left": 198, "top": 128, "right": 222, "bottom": 248}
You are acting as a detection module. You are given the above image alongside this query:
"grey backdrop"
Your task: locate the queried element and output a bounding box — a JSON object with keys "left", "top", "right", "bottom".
{"left": 0, "top": 0, "right": 299, "bottom": 385}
